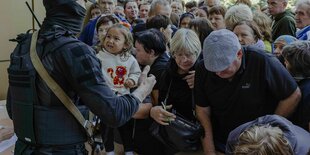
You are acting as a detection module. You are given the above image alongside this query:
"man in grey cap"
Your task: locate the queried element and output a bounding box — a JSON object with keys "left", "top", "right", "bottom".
{"left": 194, "top": 29, "right": 301, "bottom": 154}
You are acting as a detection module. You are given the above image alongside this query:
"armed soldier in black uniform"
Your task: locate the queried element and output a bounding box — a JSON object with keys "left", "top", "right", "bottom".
{"left": 6, "top": 0, "right": 155, "bottom": 154}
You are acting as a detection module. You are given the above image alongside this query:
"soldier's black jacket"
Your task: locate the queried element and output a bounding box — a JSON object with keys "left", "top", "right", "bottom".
{"left": 6, "top": 0, "right": 140, "bottom": 146}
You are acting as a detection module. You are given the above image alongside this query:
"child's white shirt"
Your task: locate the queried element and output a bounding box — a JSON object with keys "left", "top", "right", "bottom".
{"left": 96, "top": 49, "right": 141, "bottom": 95}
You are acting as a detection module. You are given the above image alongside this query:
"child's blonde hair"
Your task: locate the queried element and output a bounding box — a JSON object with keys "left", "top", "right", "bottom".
{"left": 104, "top": 23, "right": 134, "bottom": 59}
{"left": 234, "top": 124, "right": 294, "bottom": 155}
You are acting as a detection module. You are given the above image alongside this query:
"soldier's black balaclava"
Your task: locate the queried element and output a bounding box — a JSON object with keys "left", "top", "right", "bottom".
{"left": 42, "top": 0, "right": 86, "bottom": 35}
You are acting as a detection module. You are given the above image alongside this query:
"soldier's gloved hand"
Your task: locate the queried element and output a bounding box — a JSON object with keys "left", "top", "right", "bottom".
{"left": 132, "top": 65, "right": 156, "bottom": 102}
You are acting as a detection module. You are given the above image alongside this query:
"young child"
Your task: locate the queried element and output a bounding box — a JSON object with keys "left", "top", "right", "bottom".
{"left": 97, "top": 23, "right": 140, "bottom": 95}
{"left": 97, "top": 23, "right": 141, "bottom": 155}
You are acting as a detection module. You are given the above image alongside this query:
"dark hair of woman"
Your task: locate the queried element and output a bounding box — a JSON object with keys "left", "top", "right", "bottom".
{"left": 135, "top": 28, "right": 167, "bottom": 56}
{"left": 188, "top": 18, "right": 213, "bottom": 47}
{"left": 179, "top": 12, "right": 195, "bottom": 27}
{"left": 199, "top": 6, "right": 209, "bottom": 17}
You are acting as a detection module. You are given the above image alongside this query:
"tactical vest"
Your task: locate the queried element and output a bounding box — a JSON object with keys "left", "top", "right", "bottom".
{"left": 7, "top": 30, "right": 88, "bottom": 146}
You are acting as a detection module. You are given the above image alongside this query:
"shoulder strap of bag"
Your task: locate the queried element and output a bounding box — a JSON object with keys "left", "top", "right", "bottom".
{"left": 162, "top": 79, "right": 196, "bottom": 112}
{"left": 162, "top": 80, "right": 172, "bottom": 107}
{"left": 164, "top": 79, "right": 196, "bottom": 113}
{"left": 191, "top": 90, "right": 197, "bottom": 117}
{"left": 29, "top": 30, "right": 94, "bottom": 144}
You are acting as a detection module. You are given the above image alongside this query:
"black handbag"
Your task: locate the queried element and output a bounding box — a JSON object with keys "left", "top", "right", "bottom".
{"left": 149, "top": 80, "right": 203, "bottom": 152}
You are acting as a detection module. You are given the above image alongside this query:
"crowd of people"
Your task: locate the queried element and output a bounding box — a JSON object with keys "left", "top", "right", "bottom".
{"left": 6, "top": 0, "right": 310, "bottom": 154}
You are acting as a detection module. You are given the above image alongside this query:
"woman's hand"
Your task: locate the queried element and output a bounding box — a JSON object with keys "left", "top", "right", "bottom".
{"left": 183, "top": 70, "right": 195, "bottom": 89}
{"left": 150, "top": 105, "right": 176, "bottom": 125}
{"left": 0, "top": 126, "right": 14, "bottom": 142}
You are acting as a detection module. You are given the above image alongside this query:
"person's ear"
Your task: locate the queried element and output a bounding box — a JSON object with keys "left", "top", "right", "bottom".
{"left": 150, "top": 49, "right": 156, "bottom": 56}
{"left": 124, "top": 43, "right": 130, "bottom": 49}
{"left": 237, "top": 49, "right": 243, "bottom": 60}
{"left": 283, "top": 1, "right": 288, "bottom": 7}
{"left": 160, "top": 27, "right": 165, "bottom": 33}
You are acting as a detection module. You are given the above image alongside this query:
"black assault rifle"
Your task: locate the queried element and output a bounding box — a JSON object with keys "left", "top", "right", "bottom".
{"left": 25, "top": 1, "right": 42, "bottom": 28}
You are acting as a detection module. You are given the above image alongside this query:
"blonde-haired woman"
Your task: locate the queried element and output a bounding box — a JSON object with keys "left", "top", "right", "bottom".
{"left": 150, "top": 29, "right": 203, "bottom": 155}
{"left": 226, "top": 115, "right": 310, "bottom": 155}
{"left": 253, "top": 11, "right": 273, "bottom": 52}
{"left": 224, "top": 4, "right": 253, "bottom": 30}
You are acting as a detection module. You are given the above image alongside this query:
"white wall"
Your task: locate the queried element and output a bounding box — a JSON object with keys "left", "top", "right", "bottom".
{"left": 0, "top": 0, "right": 45, "bottom": 99}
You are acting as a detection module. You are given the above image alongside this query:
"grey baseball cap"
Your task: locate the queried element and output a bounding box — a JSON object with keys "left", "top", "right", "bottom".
{"left": 203, "top": 29, "right": 241, "bottom": 72}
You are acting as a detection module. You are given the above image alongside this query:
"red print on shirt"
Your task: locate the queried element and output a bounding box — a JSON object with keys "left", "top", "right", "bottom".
{"left": 107, "top": 66, "right": 127, "bottom": 85}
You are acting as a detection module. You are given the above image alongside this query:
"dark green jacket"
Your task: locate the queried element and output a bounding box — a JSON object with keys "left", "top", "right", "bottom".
{"left": 272, "top": 10, "right": 296, "bottom": 41}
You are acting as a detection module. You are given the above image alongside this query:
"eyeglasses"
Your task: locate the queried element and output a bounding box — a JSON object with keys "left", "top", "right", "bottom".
{"left": 174, "top": 52, "right": 196, "bottom": 59}
{"left": 86, "top": 0, "right": 97, "bottom": 2}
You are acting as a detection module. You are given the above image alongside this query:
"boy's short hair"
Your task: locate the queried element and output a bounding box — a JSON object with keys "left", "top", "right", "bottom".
{"left": 208, "top": 5, "right": 226, "bottom": 17}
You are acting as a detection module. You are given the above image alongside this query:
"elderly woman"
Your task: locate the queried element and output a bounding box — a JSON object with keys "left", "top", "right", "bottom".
{"left": 295, "top": 0, "right": 310, "bottom": 40}
{"left": 150, "top": 29, "right": 203, "bottom": 154}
